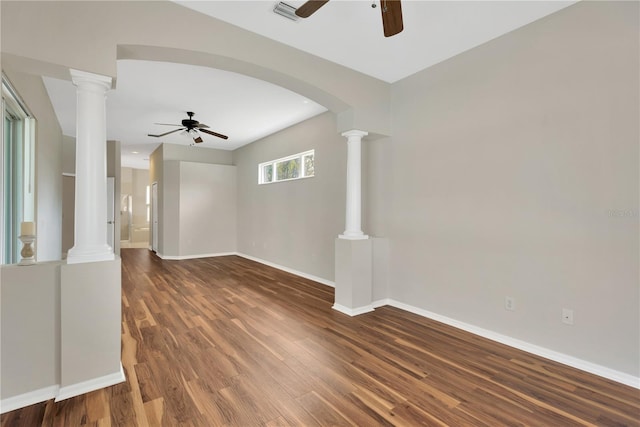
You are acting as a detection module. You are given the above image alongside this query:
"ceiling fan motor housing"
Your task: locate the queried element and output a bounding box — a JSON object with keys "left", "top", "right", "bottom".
{"left": 182, "top": 118, "right": 199, "bottom": 129}
{"left": 148, "top": 111, "right": 228, "bottom": 141}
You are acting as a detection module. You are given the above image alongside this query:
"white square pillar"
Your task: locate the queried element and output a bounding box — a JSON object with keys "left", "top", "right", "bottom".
{"left": 333, "top": 238, "right": 373, "bottom": 316}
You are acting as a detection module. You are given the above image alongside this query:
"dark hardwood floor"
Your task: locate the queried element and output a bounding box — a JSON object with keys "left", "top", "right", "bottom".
{"left": 2, "top": 248, "right": 639, "bottom": 426}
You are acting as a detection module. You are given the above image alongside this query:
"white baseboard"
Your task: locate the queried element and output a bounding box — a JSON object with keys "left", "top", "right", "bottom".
{"left": 332, "top": 303, "right": 375, "bottom": 316}
{"left": 158, "top": 252, "right": 236, "bottom": 261}
{"left": 0, "top": 385, "right": 59, "bottom": 414}
{"left": 237, "top": 253, "right": 335, "bottom": 288}
{"left": 155, "top": 251, "right": 335, "bottom": 288}
{"left": 372, "top": 298, "right": 393, "bottom": 308}
{"left": 56, "top": 364, "right": 126, "bottom": 402}
{"left": 378, "top": 299, "right": 640, "bottom": 389}
{"left": 146, "top": 254, "right": 640, "bottom": 389}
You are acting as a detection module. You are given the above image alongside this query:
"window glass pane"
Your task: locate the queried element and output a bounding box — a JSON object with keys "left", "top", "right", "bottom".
{"left": 258, "top": 150, "right": 313, "bottom": 184}
{"left": 276, "top": 158, "right": 300, "bottom": 181}
{"left": 304, "top": 154, "right": 314, "bottom": 177}
{"left": 263, "top": 164, "right": 273, "bottom": 183}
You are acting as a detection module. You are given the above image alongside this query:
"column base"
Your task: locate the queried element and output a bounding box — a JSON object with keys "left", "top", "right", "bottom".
{"left": 332, "top": 303, "right": 375, "bottom": 317}
{"left": 66, "top": 244, "right": 115, "bottom": 265}
{"left": 338, "top": 232, "right": 369, "bottom": 240}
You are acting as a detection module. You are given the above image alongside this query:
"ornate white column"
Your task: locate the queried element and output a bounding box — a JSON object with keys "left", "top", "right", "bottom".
{"left": 67, "top": 69, "right": 114, "bottom": 264}
{"left": 339, "top": 130, "right": 368, "bottom": 240}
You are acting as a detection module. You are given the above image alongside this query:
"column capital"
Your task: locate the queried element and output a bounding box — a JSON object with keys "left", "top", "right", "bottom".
{"left": 341, "top": 129, "right": 368, "bottom": 139}
{"left": 70, "top": 69, "right": 113, "bottom": 90}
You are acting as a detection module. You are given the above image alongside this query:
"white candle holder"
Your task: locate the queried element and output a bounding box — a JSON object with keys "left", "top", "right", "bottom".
{"left": 18, "top": 235, "right": 36, "bottom": 266}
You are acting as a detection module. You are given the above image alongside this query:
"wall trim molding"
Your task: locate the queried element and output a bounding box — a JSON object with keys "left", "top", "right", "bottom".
{"left": 332, "top": 303, "right": 374, "bottom": 317}
{"left": 236, "top": 253, "right": 335, "bottom": 288}
{"left": 56, "top": 364, "right": 126, "bottom": 402}
{"left": 0, "top": 385, "right": 59, "bottom": 414}
{"left": 158, "top": 252, "right": 236, "bottom": 261}
{"left": 371, "top": 298, "right": 640, "bottom": 390}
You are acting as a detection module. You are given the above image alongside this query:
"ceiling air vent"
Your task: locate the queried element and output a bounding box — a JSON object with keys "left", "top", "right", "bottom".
{"left": 273, "top": 2, "right": 299, "bottom": 21}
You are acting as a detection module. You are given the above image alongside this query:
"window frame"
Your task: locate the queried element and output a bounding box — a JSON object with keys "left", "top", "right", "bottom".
{"left": 1, "top": 74, "right": 34, "bottom": 264}
{"left": 258, "top": 149, "right": 315, "bottom": 185}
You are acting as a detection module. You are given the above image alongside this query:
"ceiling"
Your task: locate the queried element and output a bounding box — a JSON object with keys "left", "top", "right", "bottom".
{"left": 43, "top": 0, "right": 576, "bottom": 170}
{"left": 44, "top": 61, "right": 327, "bottom": 169}
{"left": 177, "top": 0, "right": 577, "bottom": 83}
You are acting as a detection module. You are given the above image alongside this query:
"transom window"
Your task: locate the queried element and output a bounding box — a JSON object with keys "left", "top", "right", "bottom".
{"left": 259, "top": 150, "right": 314, "bottom": 184}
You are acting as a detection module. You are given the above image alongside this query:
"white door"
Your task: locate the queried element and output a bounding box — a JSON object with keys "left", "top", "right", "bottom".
{"left": 151, "top": 181, "right": 158, "bottom": 252}
{"left": 107, "top": 177, "right": 115, "bottom": 252}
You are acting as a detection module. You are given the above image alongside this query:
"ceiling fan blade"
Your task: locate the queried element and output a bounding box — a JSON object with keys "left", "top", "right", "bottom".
{"left": 193, "top": 135, "right": 203, "bottom": 144}
{"left": 380, "top": 0, "right": 403, "bottom": 37}
{"left": 196, "top": 123, "right": 210, "bottom": 129}
{"left": 153, "top": 123, "right": 182, "bottom": 126}
{"left": 295, "top": 0, "right": 329, "bottom": 18}
{"left": 199, "top": 128, "right": 229, "bottom": 140}
{"left": 147, "top": 127, "right": 186, "bottom": 138}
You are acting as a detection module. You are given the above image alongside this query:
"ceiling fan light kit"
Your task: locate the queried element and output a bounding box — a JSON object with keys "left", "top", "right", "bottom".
{"left": 147, "top": 111, "right": 228, "bottom": 144}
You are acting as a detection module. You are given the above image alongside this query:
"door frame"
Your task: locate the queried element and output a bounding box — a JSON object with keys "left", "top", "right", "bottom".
{"left": 151, "top": 181, "right": 158, "bottom": 252}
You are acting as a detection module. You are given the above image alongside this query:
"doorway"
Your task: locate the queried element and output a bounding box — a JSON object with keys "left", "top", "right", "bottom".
{"left": 120, "top": 194, "right": 132, "bottom": 241}
{"left": 151, "top": 181, "right": 158, "bottom": 252}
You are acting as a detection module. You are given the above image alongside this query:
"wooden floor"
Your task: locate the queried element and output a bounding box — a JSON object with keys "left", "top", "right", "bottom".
{"left": 2, "top": 249, "right": 639, "bottom": 426}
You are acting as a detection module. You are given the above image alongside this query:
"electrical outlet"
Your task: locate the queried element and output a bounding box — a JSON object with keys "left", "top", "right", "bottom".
{"left": 505, "top": 296, "right": 515, "bottom": 311}
{"left": 562, "top": 308, "right": 574, "bottom": 325}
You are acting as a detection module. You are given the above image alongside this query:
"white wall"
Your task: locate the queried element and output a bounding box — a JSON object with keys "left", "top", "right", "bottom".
{"left": 386, "top": 1, "right": 639, "bottom": 377}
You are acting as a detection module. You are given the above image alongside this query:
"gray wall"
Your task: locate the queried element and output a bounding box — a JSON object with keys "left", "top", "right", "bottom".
{"left": 60, "top": 259, "right": 122, "bottom": 392}
{"left": 386, "top": 1, "right": 639, "bottom": 376}
{"left": 1, "top": 263, "right": 60, "bottom": 399}
{"left": 150, "top": 144, "right": 237, "bottom": 258}
{"left": 61, "top": 136, "right": 75, "bottom": 255}
{"left": 62, "top": 135, "right": 75, "bottom": 174}
{"left": 162, "top": 161, "right": 180, "bottom": 256}
{"left": 234, "top": 112, "right": 346, "bottom": 281}
{"left": 179, "top": 162, "right": 236, "bottom": 256}
{"left": 61, "top": 176, "right": 74, "bottom": 256}
{"left": 163, "top": 143, "right": 233, "bottom": 165}
{"left": 1, "top": 258, "right": 122, "bottom": 407}
{"left": 1, "top": 0, "right": 637, "bottom": 388}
